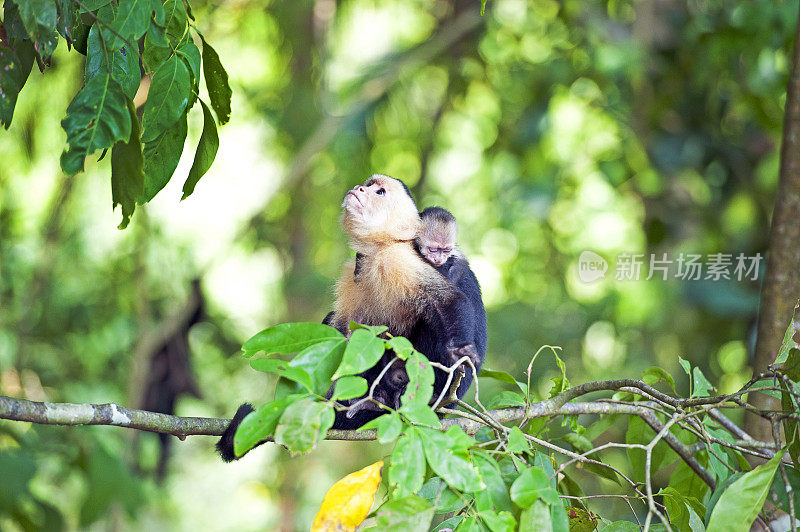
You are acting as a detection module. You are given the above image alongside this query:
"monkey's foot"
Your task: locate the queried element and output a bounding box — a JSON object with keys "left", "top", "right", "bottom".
{"left": 446, "top": 344, "right": 480, "bottom": 369}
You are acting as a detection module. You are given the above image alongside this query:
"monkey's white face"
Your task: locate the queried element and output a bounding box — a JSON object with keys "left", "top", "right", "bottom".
{"left": 342, "top": 175, "right": 421, "bottom": 243}
{"left": 342, "top": 179, "right": 388, "bottom": 224}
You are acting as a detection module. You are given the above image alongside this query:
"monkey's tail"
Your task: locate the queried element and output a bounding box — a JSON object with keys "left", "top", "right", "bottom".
{"left": 216, "top": 403, "right": 255, "bottom": 462}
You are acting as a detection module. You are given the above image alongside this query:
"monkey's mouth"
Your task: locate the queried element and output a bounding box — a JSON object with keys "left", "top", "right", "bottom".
{"left": 343, "top": 190, "right": 364, "bottom": 208}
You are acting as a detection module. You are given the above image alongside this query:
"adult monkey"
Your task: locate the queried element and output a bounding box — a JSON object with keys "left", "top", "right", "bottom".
{"left": 217, "top": 175, "right": 486, "bottom": 459}
{"left": 325, "top": 174, "right": 486, "bottom": 429}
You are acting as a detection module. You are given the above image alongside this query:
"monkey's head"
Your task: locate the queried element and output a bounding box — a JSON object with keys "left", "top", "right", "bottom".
{"left": 342, "top": 174, "right": 421, "bottom": 246}
{"left": 418, "top": 207, "right": 457, "bottom": 266}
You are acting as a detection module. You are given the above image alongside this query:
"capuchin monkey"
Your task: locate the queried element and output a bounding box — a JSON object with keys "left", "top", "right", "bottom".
{"left": 325, "top": 174, "right": 485, "bottom": 429}
{"left": 217, "top": 175, "right": 486, "bottom": 460}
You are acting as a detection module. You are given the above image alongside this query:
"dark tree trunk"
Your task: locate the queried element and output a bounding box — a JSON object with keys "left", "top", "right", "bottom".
{"left": 746, "top": 3, "right": 800, "bottom": 442}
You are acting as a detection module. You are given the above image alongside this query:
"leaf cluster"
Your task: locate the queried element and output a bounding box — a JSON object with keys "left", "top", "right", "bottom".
{"left": 0, "top": 0, "right": 231, "bottom": 227}
{"left": 231, "top": 317, "right": 800, "bottom": 531}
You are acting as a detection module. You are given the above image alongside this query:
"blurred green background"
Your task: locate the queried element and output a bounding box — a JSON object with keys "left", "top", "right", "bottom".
{"left": 0, "top": 0, "right": 794, "bottom": 529}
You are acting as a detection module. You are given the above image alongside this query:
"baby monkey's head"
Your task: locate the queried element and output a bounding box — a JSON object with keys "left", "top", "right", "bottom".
{"left": 417, "top": 207, "right": 457, "bottom": 267}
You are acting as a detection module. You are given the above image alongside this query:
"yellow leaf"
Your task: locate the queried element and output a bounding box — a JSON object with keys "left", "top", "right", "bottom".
{"left": 311, "top": 460, "right": 384, "bottom": 532}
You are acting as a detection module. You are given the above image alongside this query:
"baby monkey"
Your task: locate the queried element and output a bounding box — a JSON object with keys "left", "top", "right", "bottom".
{"left": 349, "top": 206, "right": 485, "bottom": 416}
{"left": 354, "top": 206, "right": 464, "bottom": 282}
{"left": 416, "top": 206, "right": 461, "bottom": 275}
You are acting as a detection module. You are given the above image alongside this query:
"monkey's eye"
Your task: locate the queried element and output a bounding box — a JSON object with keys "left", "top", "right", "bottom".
{"left": 443, "top": 248, "right": 452, "bottom": 253}
{"left": 376, "top": 188, "right": 385, "bottom": 196}
{"left": 428, "top": 247, "right": 439, "bottom": 254}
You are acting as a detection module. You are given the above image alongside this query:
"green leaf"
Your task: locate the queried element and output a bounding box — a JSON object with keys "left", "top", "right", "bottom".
{"left": 386, "top": 336, "right": 415, "bottom": 359}
{"left": 775, "top": 301, "right": 800, "bottom": 365}
{"left": 288, "top": 339, "right": 347, "bottom": 395}
{"left": 162, "top": 0, "right": 188, "bottom": 42}
{"left": 389, "top": 429, "right": 426, "bottom": 497}
{"left": 242, "top": 323, "right": 343, "bottom": 358}
{"left": 274, "top": 397, "right": 334, "bottom": 454}
{"left": 444, "top": 425, "right": 476, "bottom": 451}
{"left": 142, "top": 33, "right": 170, "bottom": 72}
{"left": 474, "top": 452, "right": 513, "bottom": 512}
{"left": 778, "top": 348, "right": 800, "bottom": 382}
{"left": 601, "top": 522, "right": 640, "bottom": 532}
{"left": 704, "top": 472, "right": 743, "bottom": 524}
{"left": 55, "top": 0, "right": 78, "bottom": 46}
{"left": 141, "top": 54, "right": 191, "bottom": 142}
{"left": 249, "top": 358, "right": 314, "bottom": 392}
{"left": 769, "top": 464, "right": 800, "bottom": 515}
{"left": 547, "top": 350, "right": 569, "bottom": 398}
{"left": 510, "top": 467, "right": 559, "bottom": 508}
{"left": 642, "top": 367, "right": 676, "bottom": 393}
{"left": 670, "top": 460, "right": 710, "bottom": 502}
{"left": 456, "top": 516, "right": 484, "bottom": 531}
{"left": 151, "top": 0, "right": 165, "bottom": 25}
{"left": 375, "top": 495, "right": 434, "bottom": 530}
{"left": 625, "top": 416, "right": 667, "bottom": 483}
{"left": 418, "top": 427, "right": 484, "bottom": 493}
{"left": 85, "top": 24, "right": 141, "bottom": 100}
{"left": 199, "top": 34, "right": 231, "bottom": 124}
{"left": 658, "top": 487, "right": 705, "bottom": 532}
{"left": 110, "top": 99, "right": 143, "bottom": 229}
{"left": 330, "top": 376, "right": 368, "bottom": 400}
{"left": 181, "top": 99, "right": 219, "bottom": 199}
{"left": 550, "top": 501, "right": 569, "bottom": 532}
{"left": 176, "top": 36, "right": 201, "bottom": 107}
{"left": 484, "top": 391, "right": 526, "bottom": 409}
{"left": 706, "top": 450, "right": 784, "bottom": 532}
{"left": 103, "top": 0, "right": 151, "bottom": 51}
{"left": 78, "top": 0, "right": 112, "bottom": 11}
{"left": 139, "top": 112, "right": 187, "bottom": 202}
{"left": 332, "top": 329, "right": 385, "bottom": 379}
{"left": 480, "top": 368, "right": 524, "bottom": 388}
{"left": 60, "top": 74, "right": 132, "bottom": 175}
{"left": 564, "top": 507, "right": 598, "bottom": 532}
{"left": 0, "top": 41, "right": 33, "bottom": 128}
{"left": 692, "top": 367, "right": 714, "bottom": 397}
{"left": 17, "top": 0, "right": 59, "bottom": 62}
{"left": 399, "top": 352, "right": 438, "bottom": 426}
{"left": 781, "top": 381, "right": 799, "bottom": 467}
{"left": 374, "top": 411, "right": 403, "bottom": 444}
{"left": 434, "top": 517, "right": 463, "bottom": 531}
{"left": 508, "top": 426, "right": 530, "bottom": 454}
{"left": 418, "top": 477, "right": 468, "bottom": 514}
{"left": 349, "top": 322, "right": 388, "bottom": 336}
{"left": 532, "top": 451, "right": 557, "bottom": 489}
{"left": 146, "top": 20, "right": 169, "bottom": 49}
{"left": 479, "top": 510, "right": 516, "bottom": 532}
{"left": 519, "top": 500, "right": 552, "bottom": 532}
{"left": 678, "top": 356, "right": 692, "bottom": 378}
{"left": 232, "top": 395, "right": 304, "bottom": 457}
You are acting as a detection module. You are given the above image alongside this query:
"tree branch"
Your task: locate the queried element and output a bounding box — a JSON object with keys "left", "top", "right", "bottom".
{"left": 0, "top": 375, "right": 781, "bottom": 491}
{"left": 0, "top": 395, "right": 228, "bottom": 438}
